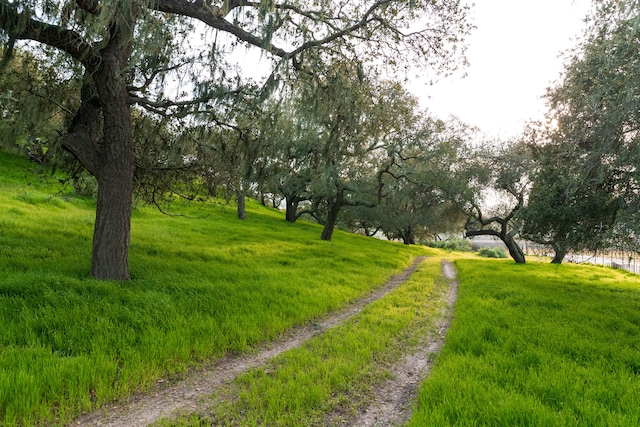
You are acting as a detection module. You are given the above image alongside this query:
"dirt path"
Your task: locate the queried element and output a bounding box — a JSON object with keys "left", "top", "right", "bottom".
{"left": 70, "top": 257, "right": 428, "bottom": 427}
{"left": 345, "top": 260, "right": 458, "bottom": 427}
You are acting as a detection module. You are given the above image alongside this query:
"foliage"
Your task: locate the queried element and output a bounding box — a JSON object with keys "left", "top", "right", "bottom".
{"left": 477, "top": 246, "right": 507, "bottom": 258}
{"left": 0, "top": 48, "right": 79, "bottom": 162}
{"left": 456, "top": 139, "right": 534, "bottom": 264}
{"left": 424, "top": 238, "right": 473, "bottom": 252}
{"left": 253, "top": 69, "right": 431, "bottom": 240}
{"left": 523, "top": 0, "right": 640, "bottom": 261}
{"left": 0, "top": 150, "right": 425, "bottom": 426}
{"left": 368, "top": 116, "right": 471, "bottom": 244}
{"left": 0, "top": 0, "right": 474, "bottom": 279}
{"left": 408, "top": 259, "right": 640, "bottom": 426}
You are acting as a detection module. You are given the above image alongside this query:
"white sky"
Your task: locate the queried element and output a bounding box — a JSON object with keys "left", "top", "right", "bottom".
{"left": 415, "top": 0, "right": 593, "bottom": 139}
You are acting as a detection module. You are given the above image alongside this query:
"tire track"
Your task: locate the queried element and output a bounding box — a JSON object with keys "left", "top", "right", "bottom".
{"left": 347, "top": 259, "right": 458, "bottom": 427}
{"left": 69, "top": 256, "right": 427, "bottom": 427}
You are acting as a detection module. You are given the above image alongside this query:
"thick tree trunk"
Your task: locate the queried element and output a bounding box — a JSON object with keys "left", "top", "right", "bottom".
{"left": 320, "top": 199, "right": 342, "bottom": 241}
{"left": 89, "top": 58, "right": 135, "bottom": 280}
{"left": 92, "top": 166, "right": 133, "bottom": 280}
{"left": 466, "top": 229, "right": 526, "bottom": 264}
{"left": 551, "top": 243, "right": 567, "bottom": 264}
{"left": 61, "top": 32, "right": 135, "bottom": 280}
{"left": 401, "top": 227, "right": 415, "bottom": 245}
{"left": 285, "top": 196, "right": 299, "bottom": 223}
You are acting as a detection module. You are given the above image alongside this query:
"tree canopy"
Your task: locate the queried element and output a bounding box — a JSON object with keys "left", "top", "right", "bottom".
{"left": 522, "top": 0, "right": 640, "bottom": 262}
{"left": 0, "top": 0, "right": 473, "bottom": 279}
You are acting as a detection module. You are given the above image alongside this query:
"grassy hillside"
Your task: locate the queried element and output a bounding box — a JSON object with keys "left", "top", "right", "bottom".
{"left": 408, "top": 259, "right": 640, "bottom": 426}
{"left": 159, "top": 257, "right": 451, "bottom": 427}
{"left": 0, "top": 151, "right": 426, "bottom": 426}
{"left": 3, "top": 151, "right": 640, "bottom": 427}
{"left": 160, "top": 257, "right": 640, "bottom": 427}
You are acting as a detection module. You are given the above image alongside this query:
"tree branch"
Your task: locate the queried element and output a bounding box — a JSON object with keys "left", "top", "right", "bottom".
{"left": 229, "top": 0, "right": 332, "bottom": 22}
{"left": 26, "top": 88, "right": 75, "bottom": 115}
{"left": 152, "top": 0, "right": 290, "bottom": 58}
{"left": 289, "top": 0, "right": 391, "bottom": 57}
{"left": 465, "top": 229, "right": 501, "bottom": 239}
{"left": 0, "top": 0, "right": 99, "bottom": 68}
{"left": 127, "top": 63, "right": 187, "bottom": 93}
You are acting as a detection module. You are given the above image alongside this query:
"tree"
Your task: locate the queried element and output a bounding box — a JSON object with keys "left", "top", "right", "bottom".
{"left": 302, "top": 66, "right": 384, "bottom": 241}
{"left": 521, "top": 0, "right": 640, "bottom": 262}
{"left": 249, "top": 88, "right": 316, "bottom": 223}
{"left": 520, "top": 142, "right": 623, "bottom": 264}
{"left": 186, "top": 87, "right": 270, "bottom": 220}
{"left": 370, "top": 115, "right": 470, "bottom": 244}
{"left": 459, "top": 141, "right": 534, "bottom": 264}
{"left": 0, "top": 0, "right": 472, "bottom": 279}
{"left": 295, "top": 72, "right": 421, "bottom": 241}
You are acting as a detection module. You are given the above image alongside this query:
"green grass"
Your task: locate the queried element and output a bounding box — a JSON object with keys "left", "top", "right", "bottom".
{"left": 407, "top": 259, "right": 640, "bottom": 426}
{"left": 4, "top": 150, "right": 640, "bottom": 426}
{"left": 157, "top": 257, "right": 451, "bottom": 426}
{"left": 0, "top": 151, "right": 426, "bottom": 426}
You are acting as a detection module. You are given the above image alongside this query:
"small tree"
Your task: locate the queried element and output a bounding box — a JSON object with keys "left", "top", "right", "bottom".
{"left": 280, "top": 70, "right": 422, "bottom": 241}
{"left": 373, "top": 116, "right": 471, "bottom": 244}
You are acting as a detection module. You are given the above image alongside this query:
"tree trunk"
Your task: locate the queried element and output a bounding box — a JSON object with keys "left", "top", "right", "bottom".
{"left": 285, "top": 196, "right": 299, "bottom": 223}
{"left": 90, "top": 55, "right": 135, "bottom": 280}
{"left": 237, "top": 190, "right": 246, "bottom": 220}
{"left": 551, "top": 243, "right": 567, "bottom": 264}
{"left": 503, "top": 234, "right": 526, "bottom": 264}
{"left": 320, "top": 199, "right": 342, "bottom": 241}
{"left": 401, "top": 227, "right": 415, "bottom": 245}
{"left": 92, "top": 165, "right": 133, "bottom": 280}
{"left": 61, "top": 31, "right": 135, "bottom": 280}
{"left": 466, "top": 229, "right": 526, "bottom": 264}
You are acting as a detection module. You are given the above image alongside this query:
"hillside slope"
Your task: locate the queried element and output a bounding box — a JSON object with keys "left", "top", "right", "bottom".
{"left": 0, "top": 151, "right": 428, "bottom": 426}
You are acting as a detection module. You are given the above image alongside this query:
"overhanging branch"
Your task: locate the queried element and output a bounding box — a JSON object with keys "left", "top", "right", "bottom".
{"left": 0, "top": 0, "right": 99, "bottom": 68}
{"left": 152, "top": 0, "right": 290, "bottom": 58}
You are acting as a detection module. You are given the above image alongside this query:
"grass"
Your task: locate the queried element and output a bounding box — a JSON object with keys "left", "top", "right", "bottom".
{"left": 156, "top": 257, "right": 452, "bottom": 426}
{"left": 3, "top": 150, "right": 640, "bottom": 426}
{"left": 407, "top": 259, "right": 640, "bottom": 426}
{"left": 0, "top": 151, "right": 426, "bottom": 426}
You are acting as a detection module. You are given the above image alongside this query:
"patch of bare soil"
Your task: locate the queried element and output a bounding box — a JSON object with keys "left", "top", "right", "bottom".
{"left": 69, "top": 257, "right": 427, "bottom": 427}
{"left": 343, "top": 260, "right": 458, "bottom": 427}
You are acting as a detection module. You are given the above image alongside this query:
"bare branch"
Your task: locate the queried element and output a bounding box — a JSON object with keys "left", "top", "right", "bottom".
{"left": 127, "top": 63, "right": 187, "bottom": 93}
{"left": 25, "top": 88, "right": 75, "bottom": 115}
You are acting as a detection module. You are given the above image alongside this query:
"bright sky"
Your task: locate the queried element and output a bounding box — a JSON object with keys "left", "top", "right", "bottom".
{"left": 416, "top": 0, "right": 593, "bottom": 139}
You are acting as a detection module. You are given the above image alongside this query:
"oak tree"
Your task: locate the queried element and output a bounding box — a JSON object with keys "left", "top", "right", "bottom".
{"left": 522, "top": 0, "right": 640, "bottom": 262}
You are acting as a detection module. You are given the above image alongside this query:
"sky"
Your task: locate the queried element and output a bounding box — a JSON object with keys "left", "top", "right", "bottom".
{"left": 416, "top": 0, "right": 593, "bottom": 139}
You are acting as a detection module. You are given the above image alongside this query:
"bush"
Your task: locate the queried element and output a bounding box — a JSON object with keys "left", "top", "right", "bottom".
{"left": 423, "top": 238, "right": 472, "bottom": 252}
{"left": 477, "top": 247, "right": 508, "bottom": 258}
